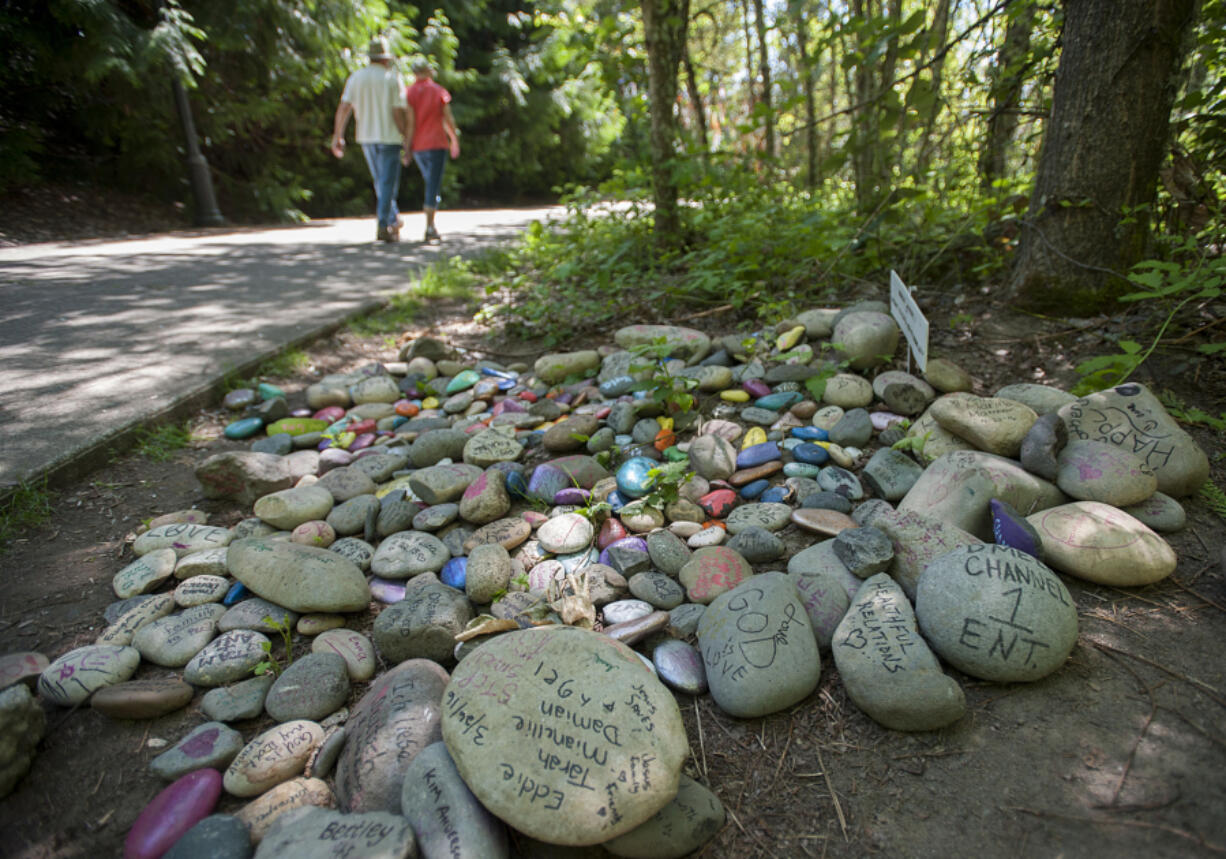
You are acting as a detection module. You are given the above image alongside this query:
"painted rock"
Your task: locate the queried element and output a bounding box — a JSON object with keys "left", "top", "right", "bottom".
{"left": 1058, "top": 382, "right": 1208, "bottom": 496}
{"left": 1055, "top": 439, "right": 1158, "bottom": 507}
{"left": 833, "top": 574, "right": 965, "bottom": 731}
{"left": 930, "top": 394, "right": 1037, "bottom": 458}
{"left": 440, "top": 626, "right": 688, "bottom": 846}
{"left": 224, "top": 416, "right": 264, "bottom": 440}
{"left": 697, "top": 572, "right": 820, "bottom": 718}
{"left": 112, "top": 549, "right": 177, "bottom": 599}
{"left": 989, "top": 498, "right": 1044, "bottom": 560}
{"left": 133, "top": 523, "right": 232, "bottom": 559}
{"left": 38, "top": 645, "right": 140, "bottom": 706}
{"left": 236, "top": 777, "right": 335, "bottom": 843}
{"left": 124, "top": 769, "right": 222, "bottom": 859}
{"left": 1026, "top": 501, "right": 1177, "bottom": 586}
{"left": 150, "top": 722, "right": 245, "bottom": 781}
{"left": 224, "top": 720, "right": 324, "bottom": 797}
{"left": 336, "top": 659, "right": 451, "bottom": 813}
{"left": 916, "top": 544, "right": 1078, "bottom": 682}
{"left": 678, "top": 546, "right": 752, "bottom": 604}
{"left": 184, "top": 629, "right": 271, "bottom": 687}
{"left": 400, "top": 742, "right": 510, "bottom": 859}
{"left": 311, "top": 629, "right": 377, "bottom": 682}
{"left": 256, "top": 806, "right": 413, "bottom": 857}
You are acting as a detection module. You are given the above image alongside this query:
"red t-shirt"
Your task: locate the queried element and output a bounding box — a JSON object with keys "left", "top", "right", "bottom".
{"left": 406, "top": 79, "right": 452, "bottom": 152}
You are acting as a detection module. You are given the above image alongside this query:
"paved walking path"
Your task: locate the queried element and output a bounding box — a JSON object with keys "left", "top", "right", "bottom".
{"left": 0, "top": 208, "right": 563, "bottom": 492}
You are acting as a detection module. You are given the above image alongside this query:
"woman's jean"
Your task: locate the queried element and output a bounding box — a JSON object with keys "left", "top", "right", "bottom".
{"left": 361, "top": 143, "right": 402, "bottom": 229}
{"left": 413, "top": 148, "right": 448, "bottom": 210}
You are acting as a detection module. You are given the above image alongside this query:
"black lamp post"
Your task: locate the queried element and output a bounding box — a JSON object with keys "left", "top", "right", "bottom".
{"left": 171, "top": 72, "right": 225, "bottom": 226}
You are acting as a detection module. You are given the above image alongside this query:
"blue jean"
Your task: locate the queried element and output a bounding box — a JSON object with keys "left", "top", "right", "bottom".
{"left": 413, "top": 149, "right": 448, "bottom": 210}
{"left": 361, "top": 143, "right": 402, "bottom": 229}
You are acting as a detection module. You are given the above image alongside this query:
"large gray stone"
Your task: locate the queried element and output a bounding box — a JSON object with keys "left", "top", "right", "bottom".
{"left": 697, "top": 572, "right": 820, "bottom": 718}
{"left": 401, "top": 742, "right": 510, "bottom": 859}
{"left": 336, "top": 659, "right": 451, "bottom": 813}
{"left": 1027, "top": 501, "right": 1177, "bottom": 586}
{"left": 372, "top": 582, "right": 474, "bottom": 664}
{"left": 255, "top": 808, "right": 414, "bottom": 859}
{"left": 228, "top": 538, "right": 370, "bottom": 613}
{"left": 916, "top": 544, "right": 1078, "bottom": 682}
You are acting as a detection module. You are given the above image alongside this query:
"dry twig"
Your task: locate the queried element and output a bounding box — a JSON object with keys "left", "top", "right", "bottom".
{"left": 1090, "top": 639, "right": 1226, "bottom": 708}
{"left": 1003, "top": 806, "right": 1226, "bottom": 854}
{"left": 816, "top": 746, "right": 848, "bottom": 841}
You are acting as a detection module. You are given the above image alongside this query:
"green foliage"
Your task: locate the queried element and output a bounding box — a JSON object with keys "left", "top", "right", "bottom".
{"left": 258, "top": 350, "right": 311, "bottom": 379}
{"left": 628, "top": 338, "right": 698, "bottom": 415}
{"left": 417, "top": 255, "right": 480, "bottom": 301}
{"left": 1200, "top": 481, "right": 1226, "bottom": 524}
{"left": 253, "top": 613, "right": 295, "bottom": 676}
{"left": 1073, "top": 236, "right": 1224, "bottom": 395}
{"left": 1158, "top": 391, "right": 1226, "bottom": 433}
{"left": 0, "top": 479, "right": 55, "bottom": 550}
{"left": 639, "top": 459, "right": 692, "bottom": 510}
{"left": 891, "top": 431, "right": 930, "bottom": 458}
{"left": 133, "top": 422, "right": 196, "bottom": 462}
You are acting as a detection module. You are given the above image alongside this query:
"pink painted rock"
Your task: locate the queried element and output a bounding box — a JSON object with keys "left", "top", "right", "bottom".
{"left": 678, "top": 546, "right": 753, "bottom": 604}
{"left": 123, "top": 768, "right": 222, "bottom": 859}
{"left": 0, "top": 652, "right": 48, "bottom": 691}
{"left": 597, "top": 517, "right": 629, "bottom": 549}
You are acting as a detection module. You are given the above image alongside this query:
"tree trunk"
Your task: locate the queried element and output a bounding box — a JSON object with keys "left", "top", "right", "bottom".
{"left": 913, "top": 0, "right": 950, "bottom": 177}
{"left": 1008, "top": 0, "right": 1196, "bottom": 312}
{"left": 979, "top": 0, "right": 1037, "bottom": 189}
{"left": 752, "top": 0, "right": 774, "bottom": 159}
{"left": 682, "top": 47, "right": 709, "bottom": 155}
{"left": 641, "top": 0, "right": 690, "bottom": 247}
{"left": 792, "top": 7, "right": 819, "bottom": 188}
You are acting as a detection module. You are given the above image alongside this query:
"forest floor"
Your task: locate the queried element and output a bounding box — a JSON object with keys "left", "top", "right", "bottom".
{"left": 1, "top": 194, "right": 1225, "bottom": 858}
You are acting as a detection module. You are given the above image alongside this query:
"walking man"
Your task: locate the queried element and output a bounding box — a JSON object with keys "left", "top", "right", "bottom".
{"left": 330, "top": 37, "right": 409, "bottom": 242}
{"left": 405, "top": 57, "right": 460, "bottom": 242}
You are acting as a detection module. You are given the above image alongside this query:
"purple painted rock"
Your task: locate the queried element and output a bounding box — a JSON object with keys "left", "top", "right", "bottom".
{"left": 743, "top": 378, "right": 771, "bottom": 399}
{"left": 369, "top": 576, "right": 407, "bottom": 604}
{"left": 123, "top": 769, "right": 222, "bottom": 859}
{"left": 989, "top": 498, "right": 1044, "bottom": 560}
{"left": 553, "top": 486, "right": 590, "bottom": 506}
{"left": 527, "top": 463, "right": 571, "bottom": 503}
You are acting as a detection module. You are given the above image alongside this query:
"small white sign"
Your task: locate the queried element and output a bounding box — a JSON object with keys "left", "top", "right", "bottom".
{"left": 890, "top": 270, "right": 929, "bottom": 373}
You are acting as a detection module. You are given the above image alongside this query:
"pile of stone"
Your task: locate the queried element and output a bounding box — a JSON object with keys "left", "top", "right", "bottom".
{"left": 1, "top": 304, "right": 1209, "bottom": 858}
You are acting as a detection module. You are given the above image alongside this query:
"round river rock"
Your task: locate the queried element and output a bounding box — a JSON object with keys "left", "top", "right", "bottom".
{"left": 440, "top": 626, "right": 687, "bottom": 846}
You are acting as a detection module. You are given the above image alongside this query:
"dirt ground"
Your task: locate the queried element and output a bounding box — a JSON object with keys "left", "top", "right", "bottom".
{"left": 1, "top": 234, "right": 1224, "bottom": 858}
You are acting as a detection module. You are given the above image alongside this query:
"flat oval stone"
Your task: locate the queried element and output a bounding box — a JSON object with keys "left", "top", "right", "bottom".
{"left": 98, "top": 593, "right": 177, "bottom": 646}
{"left": 678, "top": 546, "right": 752, "bottom": 604}
{"left": 224, "top": 720, "right": 323, "bottom": 797}
{"left": 150, "top": 721, "right": 245, "bottom": 780}
{"left": 38, "top": 644, "right": 140, "bottom": 706}
{"left": 112, "top": 548, "right": 177, "bottom": 599}
{"left": 441, "top": 626, "right": 688, "bottom": 846}
{"left": 687, "top": 526, "right": 725, "bottom": 548}
{"left": 134, "top": 523, "right": 233, "bottom": 559}
{"left": 464, "top": 517, "right": 532, "bottom": 552}
{"left": 234, "top": 776, "right": 335, "bottom": 843}
{"left": 441, "top": 556, "right": 468, "bottom": 589}
{"left": 790, "top": 507, "right": 858, "bottom": 536}
{"left": 131, "top": 604, "right": 225, "bottom": 667}
{"left": 401, "top": 742, "right": 510, "bottom": 859}
{"left": 833, "top": 575, "right": 966, "bottom": 731}
{"left": 257, "top": 806, "right": 414, "bottom": 857}
{"left": 228, "top": 538, "right": 370, "bottom": 613}
{"left": 1121, "top": 491, "right": 1187, "bottom": 533}
{"left": 736, "top": 441, "right": 781, "bottom": 469}
{"left": 218, "top": 597, "right": 298, "bottom": 634}
{"left": 1026, "top": 501, "right": 1177, "bottom": 586}
{"left": 602, "top": 598, "right": 656, "bottom": 625}
{"left": 651, "top": 639, "right": 708, "bottom": 695}
{"left": 916, "top": 544, "right": 1078, "bottom": 683}
{"left": 224, "top": 416, "right": 264, "bottom": 439}
{"left": 184, "top": 629, "right": 271, "bottom": 687}
{"left": 253, "top": 485, "right": 335, "bottom": 532}
{"left": 697, "top": 488, "right": 737, "bottom": 519}
{"left": 537, "top": 512, "right": 596, "bottom": 554}
{"left": 200, "top": 673, "right": 275, "bottom": 722}
{"left": 124, "top": 769, "right": 222, "bottom": 859}
{"left": 602, "top": 773, "right": 724, "bottom": 859}
{"left": 725, "top": 502, "right": 791, "bottom": 534}
{"left": 931, "top": 394, "right": 1037, "bottom": 458}
{"left": 91, "top": 676, "right": 194, "bottom": 720}
{"left": 817, "top": 465, "right": 863, "bottom": 499}
{"left": 336, "top": 659, "right": 451, "bottom": 813}
{"left": 697, "top": 572, "right": 820, "bottom": 718}
{"left": 265, "top": 652, "right": 351, "bottom": 722}
{"left": 311, "top": 629, "right": 377, "bottom": 682}
{"left": 174, "top": 576, "right": 230, "bottom": 609}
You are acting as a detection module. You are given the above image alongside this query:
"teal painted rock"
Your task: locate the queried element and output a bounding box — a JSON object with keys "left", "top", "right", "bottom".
{"left": 755, "top": 391, "right": 803, "bottom": 411}
{"left": 257, "top": 382, "right": 285, "bottom": 401}
{"left": 223, "top": 417, "right": 263, "bottom": 440}
{"left": 445, "top": 369, "right": 481, "bottom": 394}
{"left": 616, "top": 456, "right": 658, "bottom": 499}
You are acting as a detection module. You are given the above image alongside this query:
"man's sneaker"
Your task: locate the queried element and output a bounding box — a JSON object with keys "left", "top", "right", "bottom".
{"left": 424, "top": 225, "right": 440, "bottom": 242}
{"left": 376, "top": 225, "right": 390, "bottom": 242}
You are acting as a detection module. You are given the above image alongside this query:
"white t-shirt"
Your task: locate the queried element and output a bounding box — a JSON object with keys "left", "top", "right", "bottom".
{"left": 341, "top": 63, "right": 408, "bottom": 145}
